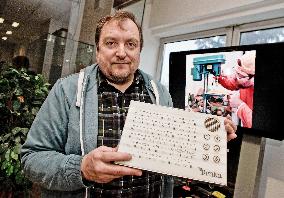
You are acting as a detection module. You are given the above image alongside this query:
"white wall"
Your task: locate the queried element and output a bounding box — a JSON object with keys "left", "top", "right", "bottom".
{"left": 259, "top": 139, "right": 284, "bottom": 198}
{"left": 121, "top": 0, "right": 159, "bottom": 76}
{"left": 140, "top": 0, "right": 160, "bottom": 76}
{"left": 121, "top": 0, "right": 145, "bottom": 25}
{"left": 149, "top": 0, "right": 284, "bottom": 37}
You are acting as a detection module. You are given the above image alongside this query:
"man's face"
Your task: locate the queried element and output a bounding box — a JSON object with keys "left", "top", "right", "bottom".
{"left": 235, "top": 66, "right": 254, "bottom": 88}
{"left": 236, "top": 75, "right": 254, "bottom": 88}
{"left": 96, "top": 19, "right": 141, "bottom": 85}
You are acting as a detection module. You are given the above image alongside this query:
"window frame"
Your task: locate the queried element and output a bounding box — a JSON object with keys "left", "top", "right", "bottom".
{"left": 157, "top": 17, "right": 284, "bottom": 83}
{"left": 232, "top": 17, "right": 284, "bottom": 45}
{"left": 156, "top": 27, "right": 233, "bottom": 83}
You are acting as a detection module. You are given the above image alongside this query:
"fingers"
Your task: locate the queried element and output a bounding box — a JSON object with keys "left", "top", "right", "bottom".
{"left": 224, "top": 118, "right": 237, "bottom": 141}
{"left": 91, "top": 165, "right": 142, "bottom": 183}
{"left": 98, "top": 150, "right": 132, "bottom": 162}
{"left": 92, "top": 174, "right": 121, "bottom": 183}
{"left": 90, "top": 165, "right": 142, "bottom": 183}
{"left": 227, "top": 133, "right": 237, "bottom": 142}
{"left": 102, "top": 163, "right": 142, "bottom": 177}
{"left": 224, "top": 118, "right": 237, "bottom": 132}
{"left": 81, "top": 146, "right": 142, "bottom": 183}
{"left": 96, "top": 145, "right": 117, "bottom": 152}
{"left": 95, "top": 146, "right": 129, "bottom": 162}
{"left": 226, "top": 114, "right": 232, "bottom": 120}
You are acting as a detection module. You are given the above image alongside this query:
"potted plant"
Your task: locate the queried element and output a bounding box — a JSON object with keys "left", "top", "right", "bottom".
{"left": 0, "top": 63, "right": 50, "bottom": 197}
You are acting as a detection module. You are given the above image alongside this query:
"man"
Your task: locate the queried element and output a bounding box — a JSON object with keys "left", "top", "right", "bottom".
{"left": 21, "top": 11, "right": 237, "bottom": 197}
{"left": 217, "top": 51, "right": 255, "bottom": 128}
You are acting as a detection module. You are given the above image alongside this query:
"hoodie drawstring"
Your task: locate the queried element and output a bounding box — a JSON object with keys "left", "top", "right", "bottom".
{"left": 150, "top": 80, "right": 160, "bottom": 105}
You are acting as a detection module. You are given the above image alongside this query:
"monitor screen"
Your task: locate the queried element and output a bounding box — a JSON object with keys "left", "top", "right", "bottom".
{"left": 169, "top": 42, "right": 284, "bottom": 140}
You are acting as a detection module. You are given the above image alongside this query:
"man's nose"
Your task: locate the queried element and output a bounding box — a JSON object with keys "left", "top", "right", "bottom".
{"left": 116, "top": 44, "right": 127, "bottom": 58}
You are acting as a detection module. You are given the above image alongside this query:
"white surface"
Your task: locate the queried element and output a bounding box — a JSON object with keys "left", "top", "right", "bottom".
{"left": 117, "top": 101, "right": 227, "bottom": 185}
{"left": 264, "top": 177, "right": 284, "bottom": 198}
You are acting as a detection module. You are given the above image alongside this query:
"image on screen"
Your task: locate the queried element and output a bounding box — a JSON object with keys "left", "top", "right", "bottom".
{"left": 169, "top": 42, "right": 284, "bottom": 140}
{"left": 185, "top": 50, "right": 256, "bottom": 129}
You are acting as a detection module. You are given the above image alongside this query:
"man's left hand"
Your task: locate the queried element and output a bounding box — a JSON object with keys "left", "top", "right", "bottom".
{"left": 224, "top": 115, "right": 237, "bottom": 141}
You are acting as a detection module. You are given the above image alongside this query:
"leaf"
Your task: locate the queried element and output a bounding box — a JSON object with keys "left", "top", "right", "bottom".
{"left": 15, "top": 136, "right": 21, "bottom": 143}
{"left": 14, "top": 145, "right": 21, "bottom": 154}
{"left": 22, "top": 128, "right": 29, "bottom": 135}
{"left": 10, "top": 68, "right": 20, "bottom": 74}
{"left": 15, "top": 88, "right": 23, "bottom": 96}
{"left": 31, "top": 107, "right": 39, "bottom": 115}
{"left": 12, "top": 100, "right": 21, "bottom": 111}
{"left": 1, "top": 160, "right": 8, "bottom": 170}
{"left": 7, "top": 164, "right": 14, "bottom": 176}
{"left": 22, "top": 76, "right": 30, "bottom": 81}
{"left": 10, "top": 151, "right": 18, "bottom": 160}
{"left": 12, "top": 127, "right": 21, "bottom": 135}
{"left": 5, "top": 149, "right": 11, "bottom": 160}
{"left": 3, "top": 133, "right": 11, "bottom": 142}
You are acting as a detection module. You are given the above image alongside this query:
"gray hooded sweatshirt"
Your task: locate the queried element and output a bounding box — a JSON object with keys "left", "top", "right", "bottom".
{"left": 21, "top": 64, "right": 174, "bottom": 197}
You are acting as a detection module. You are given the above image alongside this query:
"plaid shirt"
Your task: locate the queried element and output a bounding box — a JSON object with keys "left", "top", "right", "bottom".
{"left": 90, "top": 69, "right": 163, "bottom": 198}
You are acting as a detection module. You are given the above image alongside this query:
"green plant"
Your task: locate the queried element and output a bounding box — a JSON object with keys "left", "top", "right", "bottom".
{"left": 0, "top": 64, "right": 50, "bottom": 194}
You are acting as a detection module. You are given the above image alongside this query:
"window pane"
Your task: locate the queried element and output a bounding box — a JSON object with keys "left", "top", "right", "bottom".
{"left": 240, "top": 26, "right": 284, "bottom": 45}
{"left": 160, "top": 36, "right": 226, "bottom": 89}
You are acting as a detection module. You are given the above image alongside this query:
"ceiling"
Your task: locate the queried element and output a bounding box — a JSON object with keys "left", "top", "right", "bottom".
{"left": 0, "top": 0, "right": 72, "bottom": 45}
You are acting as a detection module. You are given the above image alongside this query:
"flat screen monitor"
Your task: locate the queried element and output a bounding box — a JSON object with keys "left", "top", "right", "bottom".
{"left": 169, "top": 42, "right": 284, "bottom": 140}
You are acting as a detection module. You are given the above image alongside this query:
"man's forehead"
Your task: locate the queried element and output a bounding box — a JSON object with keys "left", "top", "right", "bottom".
{"left": 98, "top": 19, "right": 140, "bottom": 44}
{"left": 102, "top": 18, "right": 138, "bottom": 33}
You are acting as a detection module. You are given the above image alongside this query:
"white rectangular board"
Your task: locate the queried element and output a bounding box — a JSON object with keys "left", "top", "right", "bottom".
{"left": 116, "top": 101, "right": 227, "bottom": 185}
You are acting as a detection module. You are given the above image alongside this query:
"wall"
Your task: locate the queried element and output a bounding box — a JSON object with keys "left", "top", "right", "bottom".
{"left": 149, "top": 0, "right": 284, "bottom": 37}
{"left": 79, "top": 0, "right": 113, "bottom": 46}
{"left": 0, "top": 40, "right": 15, "bottom": 63}
{"left": 139, "top": 0, "right": 160, "bottom": 77}
{"left": 120, "top": 0, "right": 145, "bottom": 25}
{"left": 259, "top": 139, "right": 284, "bottom": 198}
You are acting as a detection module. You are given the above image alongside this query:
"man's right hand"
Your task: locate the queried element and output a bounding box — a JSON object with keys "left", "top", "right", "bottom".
{"left": 80, "top": 146, "right": 142, "bottom": 183}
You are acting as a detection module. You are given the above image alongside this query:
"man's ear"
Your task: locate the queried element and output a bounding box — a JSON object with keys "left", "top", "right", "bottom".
{"left": 95, "top": 48, "right": 99, "bottom": 63}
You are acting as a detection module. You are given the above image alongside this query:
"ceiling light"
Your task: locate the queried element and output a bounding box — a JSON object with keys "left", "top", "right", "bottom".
{"left": 2, "top": 37, "right": 7, "bottom": 40}
{"left": 12, "top": 22, "right": 19, "bottom": 27}
{"left": 0, "top": 18, "right": 4, "bottom": 23}
{"left": 6, "top": 31, "right": 12, "bottom": 35}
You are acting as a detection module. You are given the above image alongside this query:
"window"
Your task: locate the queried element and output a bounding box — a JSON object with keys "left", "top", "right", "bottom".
{"left": 240, "top": 26, "right": 284, "bottom": 45}
{"left": 159, "top": 18, "right": 284, "bottom": 89}
{"left": 232, "top": 17, "right": 284, "bottom": 45}
{"left": 159, "top": 34, "right": 227, "bottom": 90}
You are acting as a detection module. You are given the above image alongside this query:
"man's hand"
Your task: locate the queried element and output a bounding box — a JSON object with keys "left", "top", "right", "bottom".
{"left": 224, "top": 115, "right": 237, "bottom": 141}
{"left": 229, "top": 92, "right": 243, "bottom": 108}
{"left": 81, "top": 146, "right": 142, "bottom": 183}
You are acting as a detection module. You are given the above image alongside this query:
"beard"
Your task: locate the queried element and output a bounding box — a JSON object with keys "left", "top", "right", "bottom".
{"left": 98, "top": 59, "right": 139, "bottom": 85}
{"left": 105, "top": 71, "right": 133, "bottom": 85}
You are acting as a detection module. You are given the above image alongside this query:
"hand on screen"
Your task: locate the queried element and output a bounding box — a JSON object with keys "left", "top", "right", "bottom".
{"left": 229, "top": 92, "right": 243, "bottom": 109}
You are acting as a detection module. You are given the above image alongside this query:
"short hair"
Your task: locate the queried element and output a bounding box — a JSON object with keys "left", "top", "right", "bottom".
{"left": 95, "top": 10, "right": 143, "bottom": 51}
{"left": 12, "top": 56, "right": 30, "bottom": 69}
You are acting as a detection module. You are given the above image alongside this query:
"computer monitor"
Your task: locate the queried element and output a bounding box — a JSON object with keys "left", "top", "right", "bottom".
{"left": 169, "top": 42, "right": 284, "bottom": 140}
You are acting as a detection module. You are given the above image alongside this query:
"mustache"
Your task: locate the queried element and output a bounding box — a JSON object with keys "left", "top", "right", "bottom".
{"left": 112, "top": 62, "right": 130, "bottom": 64}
